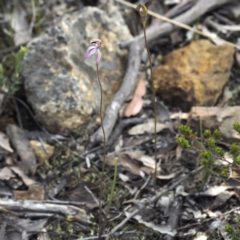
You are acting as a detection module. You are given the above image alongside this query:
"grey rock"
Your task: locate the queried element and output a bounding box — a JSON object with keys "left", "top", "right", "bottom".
{"left": 22, "top": 7, "right": 132, "bottom": 134}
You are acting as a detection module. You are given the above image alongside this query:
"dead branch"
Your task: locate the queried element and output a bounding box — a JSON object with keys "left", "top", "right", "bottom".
{"left": 0, "top": 199, "right": 90, "bottom": 224}
{"left": 90, "top": 0, "right": 237, "bottom": 144}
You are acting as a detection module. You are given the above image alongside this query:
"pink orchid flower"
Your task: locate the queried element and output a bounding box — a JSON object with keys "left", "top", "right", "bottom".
{"left": 85, "top": 39, "right": 102, "bottom": 64}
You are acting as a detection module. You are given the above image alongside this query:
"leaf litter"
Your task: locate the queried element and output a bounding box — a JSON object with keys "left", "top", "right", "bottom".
{"left": 1, "top": 0, "right": 240, "bottom": 239}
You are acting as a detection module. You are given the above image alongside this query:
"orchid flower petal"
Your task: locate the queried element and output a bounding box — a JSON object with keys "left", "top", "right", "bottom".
{"left": 85, "top": 39, "right": 102, "bottom": 63}
{"left": 85, "top": 48, "right": 97, "bottom": 59}
{"left": 96, "top": 49, "right": 101, "bottom": 64}
{"left": 85, "top": 46, "right": 96, "bottom": 58}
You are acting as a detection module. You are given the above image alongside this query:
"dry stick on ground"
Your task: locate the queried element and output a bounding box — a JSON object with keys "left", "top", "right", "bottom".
{"left": 90, "top": 0, "right": 237, "bottom": 144}
{"left": 0, "top": 199, "right": 90, "bottom": 224}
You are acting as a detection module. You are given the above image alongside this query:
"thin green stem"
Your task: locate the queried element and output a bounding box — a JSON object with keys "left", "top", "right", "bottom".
{"left": 96, "top": 63, "right": 106, "bottom": 239}
{"left": 106, "top": 158, "right": 118, "bottom": 214}
{"left": 142, "top": 20, "right": 157, "bottom": 191}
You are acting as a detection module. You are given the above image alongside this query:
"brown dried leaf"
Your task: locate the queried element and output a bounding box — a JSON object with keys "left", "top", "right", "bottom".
{"left": 0, "top": 132, "right": 13, "bottom": 153}
{"left": 105, "top": 151, "right": 160, "bottom": 177}
{"left": 128, "top": 119, "right": 169, "bottom": 135}
{"left": 10, "top": 166, "right": 36, "bottom": 186}
{"left": 124, "top": 78, "right": 146, "bottom": 117}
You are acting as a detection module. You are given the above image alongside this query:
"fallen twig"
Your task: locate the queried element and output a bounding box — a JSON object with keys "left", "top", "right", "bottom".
{"left": 0, "top": 199, "right": 90, "bottom": 224}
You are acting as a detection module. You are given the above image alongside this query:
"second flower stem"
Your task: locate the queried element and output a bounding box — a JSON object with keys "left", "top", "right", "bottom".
{"left": 142, "top": 22, "right": 157, "bottom": 192}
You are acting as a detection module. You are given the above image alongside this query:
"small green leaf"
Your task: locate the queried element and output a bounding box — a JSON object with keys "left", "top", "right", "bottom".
{"left": 179, "top": 125, "right": 192, "bottom": 137}
{"left": 177, "top": 137, "right": 190, "bottom": 148}
{"left": 15, "top": 46, "right": 28, "bottom": 74}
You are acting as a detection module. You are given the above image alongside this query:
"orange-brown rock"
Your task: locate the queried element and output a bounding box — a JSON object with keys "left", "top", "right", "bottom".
{"left": 153, "top": 40, "right": 234, "bottom": 111}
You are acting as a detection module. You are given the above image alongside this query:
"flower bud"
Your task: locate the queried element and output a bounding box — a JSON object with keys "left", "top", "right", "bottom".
{"left": 136, "top": 4, "right": 148, "bottom": 18}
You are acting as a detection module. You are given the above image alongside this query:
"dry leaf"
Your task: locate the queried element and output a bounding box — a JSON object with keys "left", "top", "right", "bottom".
{"left": 194, "top": 186, "right": 232, "bottom": 197}
{"left": 0, "top": 167, "right": 14, "bottom": 180}
{"left": 10, "top": 166, "right": 36, "bottom": 186}
{"left": 170, "top": 112, "right": 189, "bottom": 120}
{"left": 30, "top": 140, "right": 55, "bottom": 165}
{"left": 37, "top": 228, "right": 51, "bottom": 240}
{"left": 124, "top": 78, "right": 146, "bottom": 117}
{"left": 210, "top": 191, "right": 235, "bottom": 210}
{"left": 10, "top": 3, "right": 31, "bottom": 46}
{"left": 126, "top": 211, "right": 176, "bottom": 236}
{"left": 186, "top": 208, "right": 207, "bottom": 219}
{"left": 0, "top": 132, "right": 13, "bottom": 153}
{"left": 105, "top": 151, "right": 160, "bottom": 177}
{"left": 128, "top": 119, "right": 169, "bottom": 135}
{"left": 157, "top": 172, "right": 179, "bottom": 180}
{"left": 194, "top": 232, "right": 208, "bottom": 240}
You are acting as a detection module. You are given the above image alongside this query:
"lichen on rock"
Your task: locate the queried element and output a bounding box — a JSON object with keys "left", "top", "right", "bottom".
{"left": 22, "top": 6, "right": 132, "bottom": 134}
